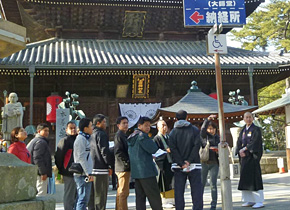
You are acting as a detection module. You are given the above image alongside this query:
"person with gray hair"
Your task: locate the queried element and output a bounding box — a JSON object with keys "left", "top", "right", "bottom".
{"left": 153, "top": 120, "right": 175, "bottom": 208}
{"left": 236, "top": 112, "right": 264, "bottom": 209}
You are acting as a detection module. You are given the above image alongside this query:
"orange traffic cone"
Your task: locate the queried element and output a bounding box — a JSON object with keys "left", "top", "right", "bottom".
{"left": 279, "top": 166, "right": 285, "bottom": 173}
{"left": 278, "top": 157, "right": 285, "bottom": 173}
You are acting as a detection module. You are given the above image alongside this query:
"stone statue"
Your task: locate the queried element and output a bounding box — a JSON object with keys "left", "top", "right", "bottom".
{"left": 1, "top": 92, "right": 24, "bottom": 141}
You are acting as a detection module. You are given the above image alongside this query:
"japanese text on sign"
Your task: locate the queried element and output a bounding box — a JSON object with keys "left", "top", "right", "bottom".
{"left": 183, "top": 0, "right": 246, "bottom": 27}
{"left": 132, "top": 74, "right": 150, "bottom": 99}
{"left": 56, "top": 108, "right": 70, "bottom": 150}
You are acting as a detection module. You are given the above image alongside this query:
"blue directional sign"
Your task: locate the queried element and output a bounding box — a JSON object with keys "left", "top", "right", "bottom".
{"left": 183, "top": 0, "right": 246, "bottom": 27}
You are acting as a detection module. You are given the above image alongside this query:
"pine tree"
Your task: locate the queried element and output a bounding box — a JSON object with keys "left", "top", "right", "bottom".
{"left": 232, "top": 0, "right": 290, "bottom": 52}
{"left": 258, "top": 80, "right": 286, "bottom": 150}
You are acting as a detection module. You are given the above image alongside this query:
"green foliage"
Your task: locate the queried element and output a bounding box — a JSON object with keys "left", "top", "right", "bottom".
{"left": 258, "top": 80, "right": 286, "bottom": 107}
{"left": 258, "top": 80, "right": 286, "bottom": 150}
{"left": 232, "top": 0, "right": 290, "bottom": 51}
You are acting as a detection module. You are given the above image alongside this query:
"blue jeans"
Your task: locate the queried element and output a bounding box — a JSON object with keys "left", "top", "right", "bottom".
{"left": 74, "top": 176, "right": 92, "bottom": 210}
{"left": 201, "top": 163, "right": 219, "bottom": 209}
{"left": 174, "top": 169, "right": 203, "bottom": 210}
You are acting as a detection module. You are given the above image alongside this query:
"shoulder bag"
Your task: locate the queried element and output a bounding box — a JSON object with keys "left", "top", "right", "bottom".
{"left": 68, "top": 163, "right": 84, "bottom": 174}
{"left": 199, "top": 138, "right": 210, "bottom": 162}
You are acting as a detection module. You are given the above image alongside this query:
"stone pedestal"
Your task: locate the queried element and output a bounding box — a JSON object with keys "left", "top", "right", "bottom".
{"left": 0, "top": 153, "right": 37, "bottom": 203}
{"left": 0, "top": 196, "right": 55, "bottom": 210}
{"left": 0, "top": 153, "right": 55, "bottom": 210}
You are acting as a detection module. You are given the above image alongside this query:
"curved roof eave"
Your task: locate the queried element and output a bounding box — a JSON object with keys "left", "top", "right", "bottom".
{"left": 253, "top": 95, "right": 290, "bottom": 115}
{"left": 152, "top": 91, "right": 257, "bottom": 122}
{"left": 0, "top": 38, "right": 289, "bottom": 69}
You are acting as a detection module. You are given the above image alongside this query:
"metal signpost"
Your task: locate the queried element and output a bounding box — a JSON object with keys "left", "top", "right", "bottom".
{"left": 211, "top": 25, "right": 233, "bottom": 210}
{"left": 183, "top": 0, "right": 246, "bottom": 209}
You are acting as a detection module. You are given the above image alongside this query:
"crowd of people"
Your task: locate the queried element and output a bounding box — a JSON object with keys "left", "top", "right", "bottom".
{"left": 1, "top": 110, "right": 265, "bottom": 210}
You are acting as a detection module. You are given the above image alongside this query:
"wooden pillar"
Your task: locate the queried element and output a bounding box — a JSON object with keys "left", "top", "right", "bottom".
{"left": 248, "top": 66, "right": 255, "bottom": 105}
{"left": 29, "top": 65, "right": 35, "bottom": 126}
{"left": 215, "top": 53, "right": 233, "bottom": 210}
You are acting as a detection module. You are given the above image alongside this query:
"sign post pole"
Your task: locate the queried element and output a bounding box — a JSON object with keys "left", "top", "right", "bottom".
{"left": 183, "top": 0, "right": 247, "bottom": 208}
{"left": 215, "top": 52, "right": 233, "bottom": 210}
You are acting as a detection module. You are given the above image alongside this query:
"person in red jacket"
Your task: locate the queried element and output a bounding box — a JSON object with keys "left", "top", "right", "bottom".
{"left": 8, "top": 127, "right": 31, "bottom": 164}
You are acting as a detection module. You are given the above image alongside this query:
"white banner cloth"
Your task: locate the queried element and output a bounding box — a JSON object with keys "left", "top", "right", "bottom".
{"left": 119, "top": 103, "right": 161, "bottom": 128}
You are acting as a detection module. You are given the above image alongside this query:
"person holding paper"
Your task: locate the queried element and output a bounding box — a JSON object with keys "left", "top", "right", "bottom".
{"left": 200, "top": 115, "right": 220, "bottom": 210}
{"left": 128, "top": 117, "right": 162, "bottom": 210}
{"left": 169, "top": 110, "right": 203, "bottom": 210}
{"left": 153, "top": 120, "right": 175, "bottom": 208}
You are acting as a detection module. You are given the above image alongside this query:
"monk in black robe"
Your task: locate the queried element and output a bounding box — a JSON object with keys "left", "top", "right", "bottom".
{"left": 153, "top": 120, "right": 174, "bottom": 208}
{"left": 236, "top": 112, "right": 264, "bottom": 209}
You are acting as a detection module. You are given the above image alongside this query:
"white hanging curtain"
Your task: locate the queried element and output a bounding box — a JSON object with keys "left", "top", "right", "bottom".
{"left": 119, "top": 103, "right": 161, "bottom": 128}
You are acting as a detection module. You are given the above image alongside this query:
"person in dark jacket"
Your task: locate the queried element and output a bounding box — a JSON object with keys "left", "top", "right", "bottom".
{"left": 200, "top": 115, "right": 220, "bottom": 210}
{"left": 236, "top": 112, "right": 264, "bottom": 209}
{"left": 153, "top": 120, "right": 174, "bottom": 208}
{"left": 169, "top": 110, "right": 203, "bottom": 210}
{"left": 89, "top": 114, "right": 113, "bottom": 210}
{"left": 55, "top": 121, "right": 77, "bottom": 210}
{"left": 128, "top": 117, "right": 162, "bottom": 210}
{"left": 27, "top": 123, "right": 52, "bottom": 196}
{"left": 114, "top": 116, "right": 130, "bottom": 210}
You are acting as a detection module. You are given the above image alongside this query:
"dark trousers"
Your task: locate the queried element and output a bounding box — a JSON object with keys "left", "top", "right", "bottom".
{"left": 63, "top": 176, "right": 77, "bottom": 210}
{"left": 174, "top": 170, "right": 203, "bottom": 210}
{"left": 135, "top": 176, "right": 162, "bottom": 210}
{"left": 88, "top": 174, "right": 109, "bottom": 210}
{"left": 112, "top": 169, "right": 117, "bottom": 189}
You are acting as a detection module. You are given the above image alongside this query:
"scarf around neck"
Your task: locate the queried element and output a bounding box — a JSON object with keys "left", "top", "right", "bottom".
{"left": 79, "top": 131, "right": 91, "bottom": 140}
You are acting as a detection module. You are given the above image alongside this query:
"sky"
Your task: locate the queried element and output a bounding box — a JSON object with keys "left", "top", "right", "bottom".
{"left": 227, "top": 0, "right": 273, "bottom": 51}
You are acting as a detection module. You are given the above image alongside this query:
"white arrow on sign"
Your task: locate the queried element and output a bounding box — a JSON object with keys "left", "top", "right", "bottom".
{"left": 207, "top": 34, "right": 227, "bottom": 55}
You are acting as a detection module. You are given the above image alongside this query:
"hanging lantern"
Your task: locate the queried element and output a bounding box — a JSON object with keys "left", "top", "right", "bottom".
{"left": 46, "top": 94, "right": 62, "bottom": 123}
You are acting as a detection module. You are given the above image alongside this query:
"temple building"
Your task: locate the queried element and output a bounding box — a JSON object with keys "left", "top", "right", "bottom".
{"left": 0, "top": 0, "right": 290, "bottom": 141}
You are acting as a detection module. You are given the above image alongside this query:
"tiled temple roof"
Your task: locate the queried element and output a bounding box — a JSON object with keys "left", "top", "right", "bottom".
{"left": 1, "top": 38, "right": 289, "bottom": 69}
{"left": 153, "top": 88, "right": 257, "bottom": 121}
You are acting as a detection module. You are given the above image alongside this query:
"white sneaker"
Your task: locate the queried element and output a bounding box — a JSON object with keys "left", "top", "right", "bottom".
{"left": 252, "top": 203, "right": 264, "bottom": 209}
{"left": 242, "top": 202, "right": 255, "bottom": 207}
{"left": 163, "top": 203, "right": 175, "bottom": 208}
